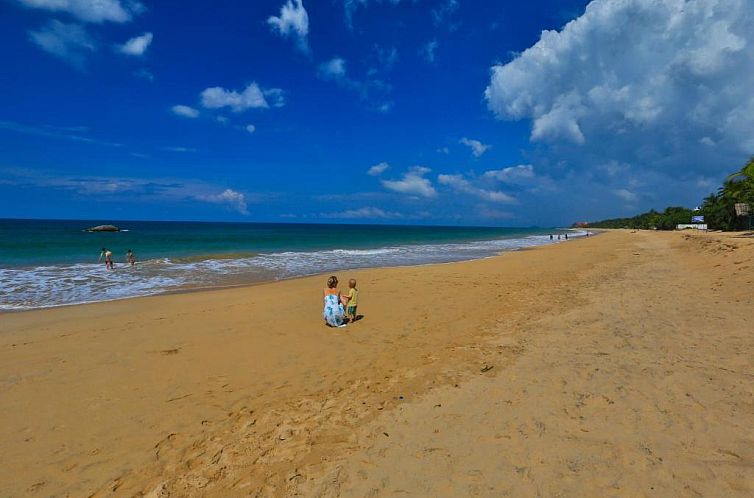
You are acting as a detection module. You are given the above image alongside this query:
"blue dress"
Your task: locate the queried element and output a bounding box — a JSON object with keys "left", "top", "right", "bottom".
{"left": 323, "top": 293, "right": 345, "bottom": 327}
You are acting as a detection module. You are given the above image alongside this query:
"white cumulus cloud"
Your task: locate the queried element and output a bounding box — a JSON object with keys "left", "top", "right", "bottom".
{"left": 485, "top": 0, "right": 754, "bottom": 181}
{"left": 459, "top": 137, "right": 491, "bottom": 157}
{"left": 197, "top": 189, "right": 249, "bottom": 215}
{"left": 381, "top": 166, "right": 437, "bottom": 198}
{"left": 318, "top": 57, "right": 348, "bottom": 80}
{"left": 317, "top": 57, "right": 364, "bottom": 93}
{"left": 17, "top": 0, "right": 144, "bottom": 23}
{"left": 200, "top": 83, "right": 284, "bottom": 112}
{"left": 267, "top": 0, "right": 309, "bottom": 52}
{"left": 614, "top": 188, "right": 638, "bottom": 203}
{"left": 482, "top": 164, "right": 535, "bottom": 184}
{"left": 28, "top": 20, "right": 96, "bottom": 67}
{"left": 262, "top": 88, "right": 286, "bottom": 108}
{"left": 438, "top": 174, "right": 515, "bottom": 203}
{"left": 117, "top": 32, "right": 152, "bottom": 56}
{"left": 171, "top": 105, "right": 199, "bottom": 118}
{"left": 367, "top": 161, "right": 389, "bottom": 176}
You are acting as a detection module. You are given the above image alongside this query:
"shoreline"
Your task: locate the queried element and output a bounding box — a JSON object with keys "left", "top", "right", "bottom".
{"left": 1, "top": 232, "right": 589, "bottom": 314}
{"left": 3, "top": 229, "right": 747, "bottom": 497}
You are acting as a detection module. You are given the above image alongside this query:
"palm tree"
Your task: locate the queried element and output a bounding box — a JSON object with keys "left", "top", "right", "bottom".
{"left": 723, "top": 157, "right": 754, "bottom": 204}
{"left": 701, "top": 191, "right": 736, "bottom": 230}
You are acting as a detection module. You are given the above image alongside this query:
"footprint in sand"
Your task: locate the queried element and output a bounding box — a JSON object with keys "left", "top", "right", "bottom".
{"left": 27, "top": 482, "right": 46, "bottom": 492}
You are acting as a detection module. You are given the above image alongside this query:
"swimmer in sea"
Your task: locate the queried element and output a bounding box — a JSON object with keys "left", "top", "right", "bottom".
{"left": 126, "top": 249, "right": 136, "bottom": 266}
{"left": 99, "top": 247, "right": 114, "bottom": 270}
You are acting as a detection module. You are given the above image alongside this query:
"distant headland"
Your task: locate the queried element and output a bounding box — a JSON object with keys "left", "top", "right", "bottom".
{"left": 574, "top": 158, "right": 754, "bottom": 231}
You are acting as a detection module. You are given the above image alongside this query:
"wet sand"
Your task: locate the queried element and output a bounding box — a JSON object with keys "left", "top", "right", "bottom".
{"left": 1, "top": 230, "right": 752, "bottom": 497}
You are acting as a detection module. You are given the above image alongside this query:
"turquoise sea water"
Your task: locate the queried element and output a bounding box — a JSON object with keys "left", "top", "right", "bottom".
{"left": 0, "top": 219, "right": 582, "bottom": 310}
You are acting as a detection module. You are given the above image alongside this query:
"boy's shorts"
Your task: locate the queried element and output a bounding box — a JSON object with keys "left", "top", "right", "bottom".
{"left": 347, "top": 306, "right": 357, "bottom": 316}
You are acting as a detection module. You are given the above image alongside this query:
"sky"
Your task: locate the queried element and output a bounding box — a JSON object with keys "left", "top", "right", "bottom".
{"left": 1, "top": 0, "right": 753, "bottom": 226}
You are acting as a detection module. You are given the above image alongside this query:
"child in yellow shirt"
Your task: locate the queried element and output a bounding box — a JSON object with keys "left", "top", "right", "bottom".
{"left": 344, "top": 278, "right": 358, "bottom": 322}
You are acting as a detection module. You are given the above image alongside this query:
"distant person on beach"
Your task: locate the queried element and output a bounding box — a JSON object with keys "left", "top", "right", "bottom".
{"left": 344, "top": 279, "right": 359, "bottom": 322}
{"left": 126, "top": 249, "right": 136, "bottom": 266}
{"left": 565, "top": 233, "right": 568, "bottom": 240}
{"left": 557, "top": 234, "right": 561, "bottom": 240}
{"left": 323, "top": 275, "right": 346, "bottom": 327}
{"left": 549, "top": 234, "right": 553, "bottom": 240}
{"left": 99, "top": 247, "right": 114, "bottom": 270}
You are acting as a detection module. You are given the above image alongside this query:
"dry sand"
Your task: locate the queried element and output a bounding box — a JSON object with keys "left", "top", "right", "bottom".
{"left": 0, "top": 230, "right": 752, "bottom": 497}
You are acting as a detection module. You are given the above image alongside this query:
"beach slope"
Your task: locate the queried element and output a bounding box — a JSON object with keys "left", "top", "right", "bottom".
{"left": 0, "top": 230, "right": 752, "bottom": 496}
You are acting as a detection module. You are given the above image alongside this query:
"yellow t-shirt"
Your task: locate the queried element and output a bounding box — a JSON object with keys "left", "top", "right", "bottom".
{"left": 346, "top": 288, "right": 358, "bottom": 307}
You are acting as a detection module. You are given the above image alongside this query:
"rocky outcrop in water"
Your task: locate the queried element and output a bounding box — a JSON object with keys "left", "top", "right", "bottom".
{"left": 86, "top": 225, "right": 120, "bottom": 232}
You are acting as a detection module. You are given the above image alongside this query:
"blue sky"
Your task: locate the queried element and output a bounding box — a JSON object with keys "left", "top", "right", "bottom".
{"left": 1, "top": 0, "right": 753, "bottom": 226}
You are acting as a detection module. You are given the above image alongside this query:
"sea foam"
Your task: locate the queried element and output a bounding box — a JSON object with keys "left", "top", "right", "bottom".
{"left": 0, "top": 231, "right": 585, "bottom": 310}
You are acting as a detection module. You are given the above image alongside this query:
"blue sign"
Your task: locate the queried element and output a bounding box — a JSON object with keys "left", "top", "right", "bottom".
{"left": 692, "top": 215, "right": 705, "bottom": 223}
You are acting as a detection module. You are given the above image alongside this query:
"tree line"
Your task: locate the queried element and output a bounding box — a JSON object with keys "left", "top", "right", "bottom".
{"left": 582, "top": 158, "right": 754, "bottom": 231}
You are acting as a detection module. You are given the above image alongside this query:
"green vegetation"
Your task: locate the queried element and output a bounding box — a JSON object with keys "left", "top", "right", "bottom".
{"left": 583, "top": 158, "right": 754, "bottom": 231}
{"left": 699, "top": 158, "right": 754, "bottom": 230}
{"left": 585, "top": 207, "right": 693, "bottom": 230}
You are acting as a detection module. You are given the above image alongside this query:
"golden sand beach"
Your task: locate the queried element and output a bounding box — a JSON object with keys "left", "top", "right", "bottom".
{"left": 1, "top": 230, "right": 752, "bottom": 497}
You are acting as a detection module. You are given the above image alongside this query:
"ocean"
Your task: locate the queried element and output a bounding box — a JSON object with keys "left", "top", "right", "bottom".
{"left": 0, "top": 219, "right": 583, "bottom": 310}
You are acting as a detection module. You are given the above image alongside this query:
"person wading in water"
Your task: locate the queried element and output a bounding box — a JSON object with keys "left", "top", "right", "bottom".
{"left": 99, "top": 247, "right": 114, "bottom": 270}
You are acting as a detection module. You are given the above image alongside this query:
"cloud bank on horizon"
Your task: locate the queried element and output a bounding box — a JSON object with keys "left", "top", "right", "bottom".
{"left": 485, "top": 0, "right": 754, "bottom": 211}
